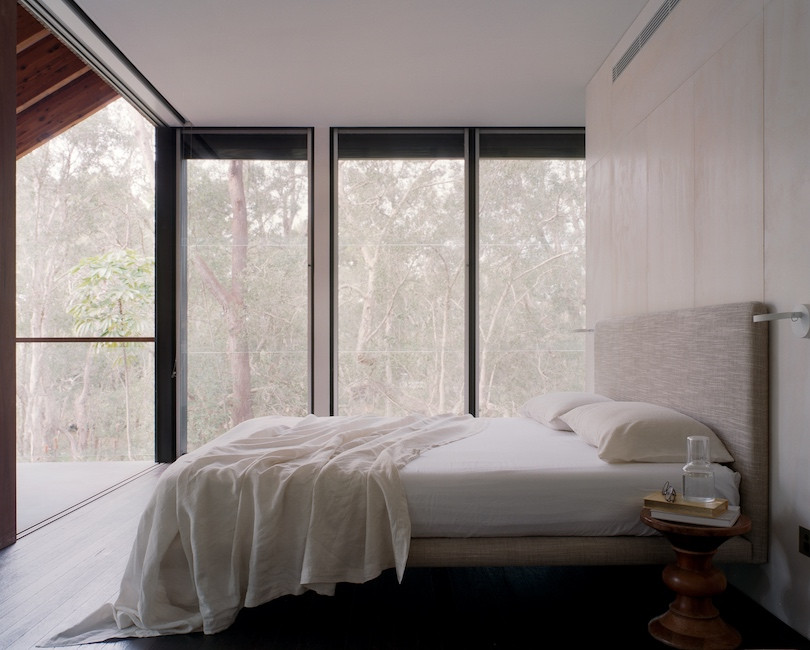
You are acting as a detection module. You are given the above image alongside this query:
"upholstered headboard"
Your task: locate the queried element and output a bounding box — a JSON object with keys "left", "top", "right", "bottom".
{"left": 594, "top": 301, "right": 769, "bottom": 563}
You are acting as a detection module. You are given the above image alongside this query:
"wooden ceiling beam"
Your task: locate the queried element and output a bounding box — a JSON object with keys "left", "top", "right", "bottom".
{"left": 14, "top": 3, "right": 121, "bottom": 159}
{"left": 17, "top": 33, "right": 89, "bottom": 113}
{"left": 16, "top": 71, "right": 119, "bottom": 159}
{"left": 16, "top": 3, "right": 48, "bottom": 53}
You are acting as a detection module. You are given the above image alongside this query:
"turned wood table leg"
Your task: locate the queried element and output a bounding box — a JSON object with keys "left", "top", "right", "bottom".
{"left": 648, "top": 546, "right": 741, "bottom": 650}
{"left": 640, "top": 508, "right": 751, "bottom": 650}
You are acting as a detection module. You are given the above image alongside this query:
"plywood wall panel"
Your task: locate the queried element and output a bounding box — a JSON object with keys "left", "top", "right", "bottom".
{"left": 693, "top": 15, "right": 764, "bottom": 306}
{"left": 584, "top": 61, "right": 612, "bottom": 171}
{"left": 763, "top": 1, "right": 810, "bottom": 298}
{"left": 756, "top": 3, "right": 810, "bottom": 634}
{"left": 585, "top": 158, "right": 614, "bottom": 325}
{"left": 610, "top": 126, "right": 648, "bottom": 317}
{"left": 607, "top": 0, "right": 762, "bottom": 151}
{"left": 645, "top": 80, "right": 695, "bottom": 311}
{"left": 586, "top": 0, "right": 810, "bottom": 639}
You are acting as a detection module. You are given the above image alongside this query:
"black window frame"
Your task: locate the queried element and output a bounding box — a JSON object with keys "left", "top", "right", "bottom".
{"left": 156, "top": 126, "right": 584, "bottom": 460}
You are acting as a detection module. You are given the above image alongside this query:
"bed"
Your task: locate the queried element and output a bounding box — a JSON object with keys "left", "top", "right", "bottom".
{"left": 44, "top": 301, "right": 769, "bottom": 646}
{"left": 408, "top": 300, "right": 769, "bottom": 569}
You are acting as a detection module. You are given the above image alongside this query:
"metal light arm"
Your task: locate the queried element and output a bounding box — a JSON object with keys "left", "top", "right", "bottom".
{"left": 753, "top": 304, "right": 810, "bottom": 338}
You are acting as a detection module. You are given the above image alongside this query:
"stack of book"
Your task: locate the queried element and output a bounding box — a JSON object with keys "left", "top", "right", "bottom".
{"left": 644, "top": 491, "right": 741, "bottom": 527}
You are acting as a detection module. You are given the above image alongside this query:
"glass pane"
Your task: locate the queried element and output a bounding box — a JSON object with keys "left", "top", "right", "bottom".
{"left": 16, "top": 100, "right": 155, "bottom": 338}
{"left": 478, "top": 158, "right": 586, "bottom": 416}
{"left": 185, "top": 158, "right": 309, "bottom": 450}
{"left": 14, "top": 99, "right": 157, "bottom": 533}
{"left": 16, "top": 342, "right": 155, "bottom": 461}
{"left": 338, "top": 159, "right": 465, "bottom": 416}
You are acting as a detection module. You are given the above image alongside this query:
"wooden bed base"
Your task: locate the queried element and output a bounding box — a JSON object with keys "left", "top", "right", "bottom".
{"left": 407, "top": 534, "right": 752, "bottom": 567}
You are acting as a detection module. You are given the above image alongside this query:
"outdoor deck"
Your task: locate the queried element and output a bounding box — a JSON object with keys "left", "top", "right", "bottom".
{"left": 16, "top": 460, "right": 157, "bottom": 535}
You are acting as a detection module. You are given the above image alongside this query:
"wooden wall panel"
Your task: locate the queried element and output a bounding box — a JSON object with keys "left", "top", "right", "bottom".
{"left": 693, "top": 15, "right": 764, "bottom": 306}
{"left": 1, "top": 0, "right": 17, "bottom": 550}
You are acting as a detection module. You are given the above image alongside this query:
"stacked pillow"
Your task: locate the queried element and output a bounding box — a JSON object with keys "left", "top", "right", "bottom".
{"left": 518, "top": 391, "right": 613, "bottom": 430}
{"left": 518, "top": 392, "right": 733, "bottom": 464}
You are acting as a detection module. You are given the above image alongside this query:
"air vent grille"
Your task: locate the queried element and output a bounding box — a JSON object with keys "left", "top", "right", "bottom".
{"left": 612, "top": 0, "right": 680, "bottom": 82}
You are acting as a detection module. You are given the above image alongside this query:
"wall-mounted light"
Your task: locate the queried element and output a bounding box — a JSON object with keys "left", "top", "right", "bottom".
{"left": 753, "top": 304, "right": 810, "bottom": 338}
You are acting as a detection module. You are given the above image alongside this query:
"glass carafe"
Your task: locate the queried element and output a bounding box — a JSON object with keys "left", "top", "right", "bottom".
{"left": 682, "top": 435, "right": 715, "bottom": 502}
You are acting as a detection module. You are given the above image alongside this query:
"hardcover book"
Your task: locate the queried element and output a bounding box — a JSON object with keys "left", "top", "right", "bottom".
{"left": 649, "top": 506, "right": 741, "bottom": 528}
{"left": 643, "top": 491, "right": 728, "bottom": 517}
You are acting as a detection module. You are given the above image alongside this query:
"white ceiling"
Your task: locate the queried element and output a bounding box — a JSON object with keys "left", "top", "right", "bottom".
{"left": 61, "top": 0, "right": 650, "bottom": 128}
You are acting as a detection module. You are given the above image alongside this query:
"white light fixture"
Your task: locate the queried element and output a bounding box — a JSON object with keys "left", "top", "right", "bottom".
{"left": 753, "top": 304, "right": 810, "bottom": 338}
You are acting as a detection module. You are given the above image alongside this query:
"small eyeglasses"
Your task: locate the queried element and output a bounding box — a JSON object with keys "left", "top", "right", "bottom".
{"left": 662, "top": 481, "right": 677, "bottom": 503}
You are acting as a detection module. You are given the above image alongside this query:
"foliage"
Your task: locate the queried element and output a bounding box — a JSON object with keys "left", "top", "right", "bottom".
{"left": 185, "top": 159, "right": 310, "bottom": 448}
{"left": 16, "top": 105, "right": 585, "bottom": 460}
{"left": 16, "top": 99, "right": 155, "bottom": 462}
{"left": 68, "top": 249, "right": 155, "bottom": 339}
{"left": 335, "top": 156, "right": 585, "bottom": 417}
{"left": 186, "top": 151, "right": 585, "bottom": 445}
{"left": 337, "top": 159, "right": 466, "bottom": 415}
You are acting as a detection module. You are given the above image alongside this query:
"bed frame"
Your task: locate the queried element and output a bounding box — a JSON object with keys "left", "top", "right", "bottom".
{"left": 407, "top": 301, "right": 769, "bottom": 567}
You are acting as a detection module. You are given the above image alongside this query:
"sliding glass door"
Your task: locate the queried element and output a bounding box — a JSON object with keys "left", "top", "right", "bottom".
{"left": 15, "top": 99, "right": 155, "bottom": 533}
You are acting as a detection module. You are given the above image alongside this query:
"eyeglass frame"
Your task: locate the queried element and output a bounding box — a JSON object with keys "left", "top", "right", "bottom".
{"left": 662, "top": 480, "right": 677, "bottom": 503}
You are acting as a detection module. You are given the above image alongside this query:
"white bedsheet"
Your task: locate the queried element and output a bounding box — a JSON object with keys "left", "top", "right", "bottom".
{"left": 42, "top": 414, "right": 740, "bottom": 646}
{"left": 42, "top": 413, "right": 484, "bottom": 646}
{"left": 402, "top": 417, "right": 740, "bottom": 537}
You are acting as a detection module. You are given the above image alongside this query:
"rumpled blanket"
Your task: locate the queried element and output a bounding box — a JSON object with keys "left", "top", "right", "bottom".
{"left": 42, "top": 413, "right": 484, "bottom": 646}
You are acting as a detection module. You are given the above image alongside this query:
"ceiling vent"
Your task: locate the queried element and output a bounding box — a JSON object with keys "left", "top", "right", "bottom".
{"left": 612, "top": 0, "right": 680, "bottom": 82}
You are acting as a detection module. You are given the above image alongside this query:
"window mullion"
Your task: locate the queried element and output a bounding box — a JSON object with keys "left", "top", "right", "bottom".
{"left": 465, "top": 129, "right": 479, "bottom": 416}
{"left": 155, "top": 126, "right": 181, "bottom": 462}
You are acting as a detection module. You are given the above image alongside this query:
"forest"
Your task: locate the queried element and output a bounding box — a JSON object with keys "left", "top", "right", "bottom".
{"left": 16, "top": 101, "right": 585, "bottom": 460}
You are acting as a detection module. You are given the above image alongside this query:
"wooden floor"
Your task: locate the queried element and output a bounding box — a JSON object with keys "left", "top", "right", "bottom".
{"left": 1, "top": 466, "right": 809, "bottom": 650}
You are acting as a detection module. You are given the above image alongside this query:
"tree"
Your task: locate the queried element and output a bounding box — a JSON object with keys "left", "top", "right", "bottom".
{"left": 337, "top": 156, "right": 586, "bottom": 417}
{"left": 337, "top": 158, "right": 466, "bottom": 415}
{"left": 185, "top": 157, "right": 310, "bottom": 448}
{"left": 477, "top": 158, "right": 586, "bottom": 415}
{"left": 67, "top": 249, "right": 155, "bottom": 460}
{"left": 192, "top": 160, "right": 254, "bottom": 430}
{"left": 16, "top": 99, "right": 155, "bottom": 461}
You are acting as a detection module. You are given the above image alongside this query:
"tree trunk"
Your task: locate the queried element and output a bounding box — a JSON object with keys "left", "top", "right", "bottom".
{"left": 226, "top": 160, "right": 253, "bottom": 427}
{"left": 122, "top": 345, "right": 133, "bottom": 460}
{"left": 72, "top": 346, "right": 94, "bottom": 460}
{"left": 193, "top": 160, "right": 253, "bottom": 428}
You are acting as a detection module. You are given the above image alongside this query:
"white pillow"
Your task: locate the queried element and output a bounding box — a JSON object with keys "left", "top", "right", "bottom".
{"left": 559, "top": 401, "right": 734, "bottom": 464}
{"left": 518, "top": 392, "right": 613, "bottom": 430}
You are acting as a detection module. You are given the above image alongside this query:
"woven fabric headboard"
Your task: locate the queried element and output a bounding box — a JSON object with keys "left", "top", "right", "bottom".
{"left": 593, "top": 301, "right": 769, "bottom": 563}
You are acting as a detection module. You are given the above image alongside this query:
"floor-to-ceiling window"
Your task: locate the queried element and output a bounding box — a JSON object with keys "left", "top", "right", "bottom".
{"left": 174, "top": 127, "right": 584, "bottom": 448}
{"left": 182, "top": 130, "right": 311, "bottom": 451}
{"left": 15, "top": 99, "right": 155, "bottom": 532}
{"left": 477, "top": 131, "right": 586, "bottom": 416}
{"left": 334, "top": 128, "right": 586, "bottom": 417}
{"left": 336, "top": 131, "right": 467, "bottom": 415}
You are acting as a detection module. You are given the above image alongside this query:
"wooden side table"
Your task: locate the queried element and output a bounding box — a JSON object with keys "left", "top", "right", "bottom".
{"left": 640, "top": 507, "right": 752, "bottom": 650}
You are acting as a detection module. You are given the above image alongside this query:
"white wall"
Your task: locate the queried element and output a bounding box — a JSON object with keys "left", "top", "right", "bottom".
{"left": 585, "top": 0, "right": 810, "bottom": 638}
